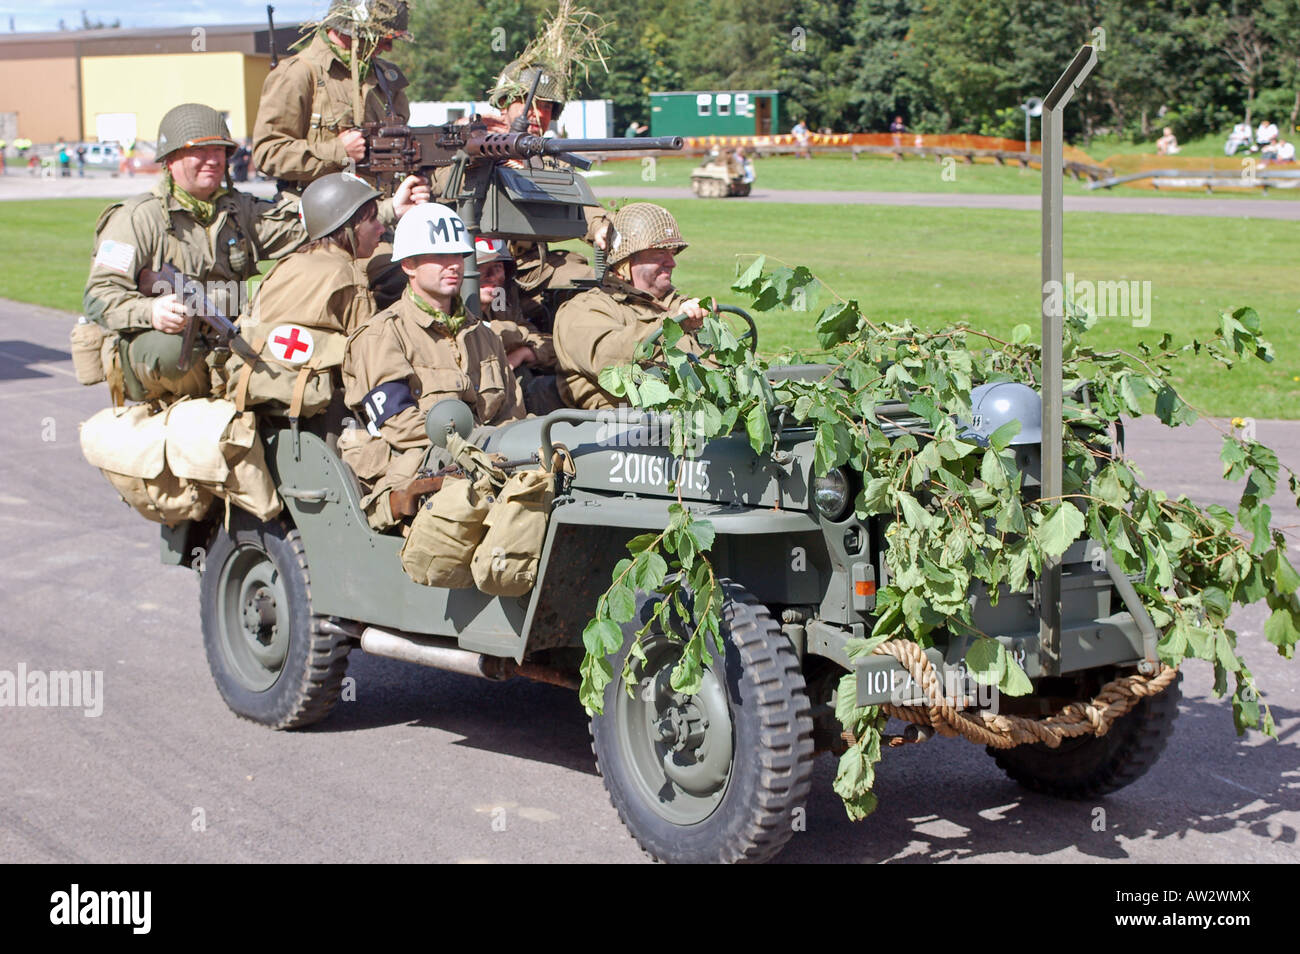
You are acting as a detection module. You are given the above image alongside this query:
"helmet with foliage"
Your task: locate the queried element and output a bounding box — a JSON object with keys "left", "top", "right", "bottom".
{"left": 320, "top": 0, "right": 411, "bottom": 42}
{"left": 486, "top": 1, "right": 608, "bottom": 111}
{"left": 606, "top": 203, "right": 688, "bottom": 269}
{"left": 489, "top": 60, "right": 566, "bottom": 110}
{"left": 155, "top": 104, "right": 237, "bottom": 162}
{"left": 300, "top": 172, "right": 381, "bottom": 241}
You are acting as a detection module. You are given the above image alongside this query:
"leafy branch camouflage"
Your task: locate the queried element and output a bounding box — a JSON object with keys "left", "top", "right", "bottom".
{"left": 578, "top": 258, "right": 1299, "bottom": 819}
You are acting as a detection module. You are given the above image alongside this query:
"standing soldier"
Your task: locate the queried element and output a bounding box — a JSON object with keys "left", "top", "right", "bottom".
{"left": 84, "top": 103, "right": 304, "bottom": 404}
{"left": 553, "top": 203, "right": 708, "bottom": 410}
{"left": 252, "top": 0, "right": 413, "bottom": 215}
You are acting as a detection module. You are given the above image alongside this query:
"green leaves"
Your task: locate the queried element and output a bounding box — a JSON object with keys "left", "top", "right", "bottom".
{"left": 1036, "top": 503, "right": 1085, "bottom": 559}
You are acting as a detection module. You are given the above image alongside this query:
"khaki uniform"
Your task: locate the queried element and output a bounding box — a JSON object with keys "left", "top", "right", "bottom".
{"left": 84, "top": 178, "right": 304, "bottom": 401}
{"left": 341, "top": 291, "right": 525, "bottom": 528}
{"left": 246, "top": 242, "right": 375, "bottom": 338}
{"left": 252, "top": 31, "right": 410, "bottom": 195}
{"left": 553, "top": 277, "right": 698, "bottom": 410}
{"left": 486, "top": 287, "right": 564, "bottom": 416}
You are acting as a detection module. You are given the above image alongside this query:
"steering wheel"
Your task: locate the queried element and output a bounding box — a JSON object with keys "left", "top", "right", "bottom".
{"left": 641, "top": 304, "right": 758, "bottom": 360}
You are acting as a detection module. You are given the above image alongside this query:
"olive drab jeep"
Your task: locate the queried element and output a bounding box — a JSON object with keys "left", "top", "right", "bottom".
{"left": 163, "top": 43, "right": 1177, "bottom": 863}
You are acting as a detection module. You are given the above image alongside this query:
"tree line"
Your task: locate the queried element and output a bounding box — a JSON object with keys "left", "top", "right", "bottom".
{"left": 391, "top": 0, "right": 1300, "bottom": 142}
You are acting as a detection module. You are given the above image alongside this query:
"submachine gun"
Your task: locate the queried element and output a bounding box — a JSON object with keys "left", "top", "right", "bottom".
{"left": 358, "top": 115, "right": 684, "bottom": 318}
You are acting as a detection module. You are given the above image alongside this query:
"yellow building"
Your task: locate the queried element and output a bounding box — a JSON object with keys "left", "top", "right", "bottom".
{"left": 0, "top": 23, "right": 301, "bottom": 145}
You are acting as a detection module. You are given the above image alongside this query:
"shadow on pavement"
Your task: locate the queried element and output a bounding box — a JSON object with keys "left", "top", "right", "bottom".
{"left": 0, "top": 340, "right": 72, "bottom": 381}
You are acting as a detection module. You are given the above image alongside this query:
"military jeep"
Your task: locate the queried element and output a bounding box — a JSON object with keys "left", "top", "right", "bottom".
{"left": 168, "top": 45, "right": 1172, "bottom": 863}
{"left": 161, "top": 345, "right": 1173, "bottom": 864}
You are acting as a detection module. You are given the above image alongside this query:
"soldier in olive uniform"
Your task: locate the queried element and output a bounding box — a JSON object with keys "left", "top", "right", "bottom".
{"left": 553, "top": 203, "right": 708, "bottom": 410}
{"left": 341, "top": 204, "right": 525, "bottom": 530}
{"left": 253, "top": 0, "right": 412, "bottom": 211}
{"left": 84, "top": 103, "right": 304, "bottom": 403}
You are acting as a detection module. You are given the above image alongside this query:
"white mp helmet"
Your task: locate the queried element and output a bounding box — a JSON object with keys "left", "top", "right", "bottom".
{"left": 474, "top": 237, "right": 513, "bottom": 264}
{"left": 392, "top": 203, "right": 474, "bottom": 261}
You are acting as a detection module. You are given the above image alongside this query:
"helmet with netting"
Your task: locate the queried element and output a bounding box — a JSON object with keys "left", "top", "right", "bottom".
{"left": 155, "top": 104, "right": 237, "bottom": 162}
{"left": 606, "top": 203, "right": 688, "bottom": 269}
{"left": 321, "top": 0, "right": 411, "bottom": 41}
{"left": 488, "top": 60, "right": 565, "bottom": 111}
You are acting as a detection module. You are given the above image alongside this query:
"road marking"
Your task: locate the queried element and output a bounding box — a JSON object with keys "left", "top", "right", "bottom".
{"left": 0, "top": 384, "right": 86, "bottom": 399}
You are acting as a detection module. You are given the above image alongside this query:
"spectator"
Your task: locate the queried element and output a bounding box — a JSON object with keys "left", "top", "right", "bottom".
{"left": 57, "top": 139, "right": 71, "bottom": 177}
{"left": 792, "top": 118, "right": 811, "bottom": 159}
{"left": 1273, "top": 137, "right": 1295, "bottom": 162}
{"left": 1156, "top": 126, "right": 1180, "bottom": 155}
{"left": 1225, "top": 120, "right": 1252, "bottom": 155}
{"left": 76, "top": 143, "right": 87, "bottom": 177}
{"left": 231, "top": 140, "right": 252, "bottom": 181}
{"left": 1255, "top": 119, "right": 1279, "bottom": 150}
{"left": 0, "top": 138, "right": 6, "bottom": 176}
{"left": 624, "top": 120, "right": 648, "bottom": 138}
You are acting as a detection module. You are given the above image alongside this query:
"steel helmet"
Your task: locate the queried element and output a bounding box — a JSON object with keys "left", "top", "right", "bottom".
{"left": 392, "top": 203, "right": 474, "bottom": 261}
{"left": 488, "top": 60, "right": 565, "bottom": 110}
{"left": 606, "top": 203, "right": 688, "bottom": 269}
{"left": 474, "top": 237, "right": 512, "bottom": 264}
{"left": 964, "top": 382, "right": 1042, "bottom": 446}
{"left": 155, "top": 104, "right": 237, "bottom": 162}
{"left": 299, "top": 172, "right": 381, "bottom": 241}
{"left": 321, "top": 0, "right": 411, "bottom": 41}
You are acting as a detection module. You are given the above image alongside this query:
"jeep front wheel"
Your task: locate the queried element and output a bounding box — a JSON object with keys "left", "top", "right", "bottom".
{"left": 199, "top": 513, "right": 351, "bottom": 730}
{"left": 590, "top": 581, "right": 814, "bottom": 863}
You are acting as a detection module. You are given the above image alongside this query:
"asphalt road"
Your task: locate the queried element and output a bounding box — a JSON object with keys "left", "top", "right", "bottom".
{"left": 1, "top": 298, "right": 1297, "bottom": 864}
{"left": 2, "top": 168, "right": 1296, "bottom": 219}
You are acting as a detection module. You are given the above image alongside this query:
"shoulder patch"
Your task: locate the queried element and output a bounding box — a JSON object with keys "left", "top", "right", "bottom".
{"left": 94, "top": 240, "right": 136, "bottom": 275}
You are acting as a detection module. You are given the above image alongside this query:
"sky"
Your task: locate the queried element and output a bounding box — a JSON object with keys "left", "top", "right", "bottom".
{"left": 0, "top": 1, "right": 330, "bottom": 33}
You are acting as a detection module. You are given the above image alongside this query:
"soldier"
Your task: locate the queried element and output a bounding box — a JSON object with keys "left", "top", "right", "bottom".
{"left": 476, "top": 237, "right": 564, "bottom": 416}
{"left": 252, "top": 0, "right": 412, "bottom": 208}
{"left": 341, "top": 205, "right": 525, "bottom": 530}
{"left": 83, "top": 103, "right": 304, "bottom": 403}
{"left": 553, "top": 203, "right": 708, "bottom": 411}
{"left": 474, "top": 59, "right": 613, "bottom": 328}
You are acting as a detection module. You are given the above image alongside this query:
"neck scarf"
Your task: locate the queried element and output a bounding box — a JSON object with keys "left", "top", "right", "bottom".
{"left": 408, "top": 288, "right": 466, "bottom": 335}
{"left": 166, "top": 171, "right": 226, "bottom": 226}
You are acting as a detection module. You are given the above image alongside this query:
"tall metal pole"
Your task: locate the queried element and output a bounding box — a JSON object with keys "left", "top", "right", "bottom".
{"left": 1039, "top": 45, "right": 1097, "bottom": 677}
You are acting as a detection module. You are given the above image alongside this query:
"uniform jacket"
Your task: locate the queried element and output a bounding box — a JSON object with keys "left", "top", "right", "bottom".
{"left": 552, "top": 276, "right": 696, "bottom": 410}
{"left": 486, "top": 286, "right": 556, "bottom": 369}
{"left": 83, "top": 178, "right": 304, "bottom": 333}
{"left": 246, "top": 242, "right": 375, "bottom": 338}
{"left": 252, "top": 31, "right": 410, "bottom": 191}
{"left": 343, "top": 289, "right": 525, "bottom": 449}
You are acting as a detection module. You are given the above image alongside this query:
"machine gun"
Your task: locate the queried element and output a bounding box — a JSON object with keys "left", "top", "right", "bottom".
{"left": 358, "top": 118, "right": 684, "bottom": 319}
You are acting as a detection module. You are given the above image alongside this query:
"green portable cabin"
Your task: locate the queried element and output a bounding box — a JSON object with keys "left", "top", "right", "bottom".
{"left": 649, "top": 90, "right": 782, "bottom": 138}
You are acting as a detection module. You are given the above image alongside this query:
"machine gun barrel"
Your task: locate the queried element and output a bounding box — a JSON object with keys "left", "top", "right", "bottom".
{"left": 360, "top": 122, "right": 683, "bottom": 177}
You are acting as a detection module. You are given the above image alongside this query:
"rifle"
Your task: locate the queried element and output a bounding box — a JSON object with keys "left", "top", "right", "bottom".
{"left": 155, "top": 264, "right": 259, "bottom": 371}
{"left": 266, "top": 5, "right": 278, "bottom": 69}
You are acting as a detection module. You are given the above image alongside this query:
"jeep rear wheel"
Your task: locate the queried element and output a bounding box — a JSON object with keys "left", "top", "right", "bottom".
{"left": 988, "top": 670, "right": 1181, "bottom": 798}
{"left": 199, "top": 513, "right": 351, "bottom": 730}
{"left": 590, "top": 581, "right": 814, "bottom": 863}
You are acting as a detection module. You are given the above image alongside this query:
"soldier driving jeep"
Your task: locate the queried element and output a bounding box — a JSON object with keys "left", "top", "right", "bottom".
{"left": 340, "top": 204, "right": 524, "bottom": 530}
{"left": 553, "top": 203, "right": 709, "bottom": 410}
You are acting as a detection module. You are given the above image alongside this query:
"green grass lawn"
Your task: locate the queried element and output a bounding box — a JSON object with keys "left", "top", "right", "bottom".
{"left": 6, "top": 196, "right": 1297, "bottom": 417}
{"left": 587, "top": 151, "right": 1300, "bottom": 199}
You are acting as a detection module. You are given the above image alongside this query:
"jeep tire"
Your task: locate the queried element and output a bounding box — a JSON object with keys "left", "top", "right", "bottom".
{"left": 590, "top": 581, "right": 814, "bottom": 863}
{"left": 200, "top": 513, "right": 352, "bottom": 730}
{"left": 988, "top": 670, "right": 1181, "bottom": 798}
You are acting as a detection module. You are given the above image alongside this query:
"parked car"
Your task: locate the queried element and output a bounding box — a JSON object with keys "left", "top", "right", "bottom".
{"left": 82, "top": 142, "right": 123, "bottom": 166}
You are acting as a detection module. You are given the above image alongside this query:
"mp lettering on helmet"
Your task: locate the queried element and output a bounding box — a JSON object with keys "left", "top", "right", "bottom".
{"left": 428, "top": 216, "right": 467, "bottom": 247}
{"left": 268, "top": 325, "right": 315, "bottom": 364}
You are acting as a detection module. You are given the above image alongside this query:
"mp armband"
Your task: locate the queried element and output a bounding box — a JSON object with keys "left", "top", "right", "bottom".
{"left": 362, "top": 380, "right": 416, "bottom": 436}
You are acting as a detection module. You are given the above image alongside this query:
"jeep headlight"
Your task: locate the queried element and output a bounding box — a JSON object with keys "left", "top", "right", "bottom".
{"left": 813, "top": 468, "right": 852, "bottom": 521}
